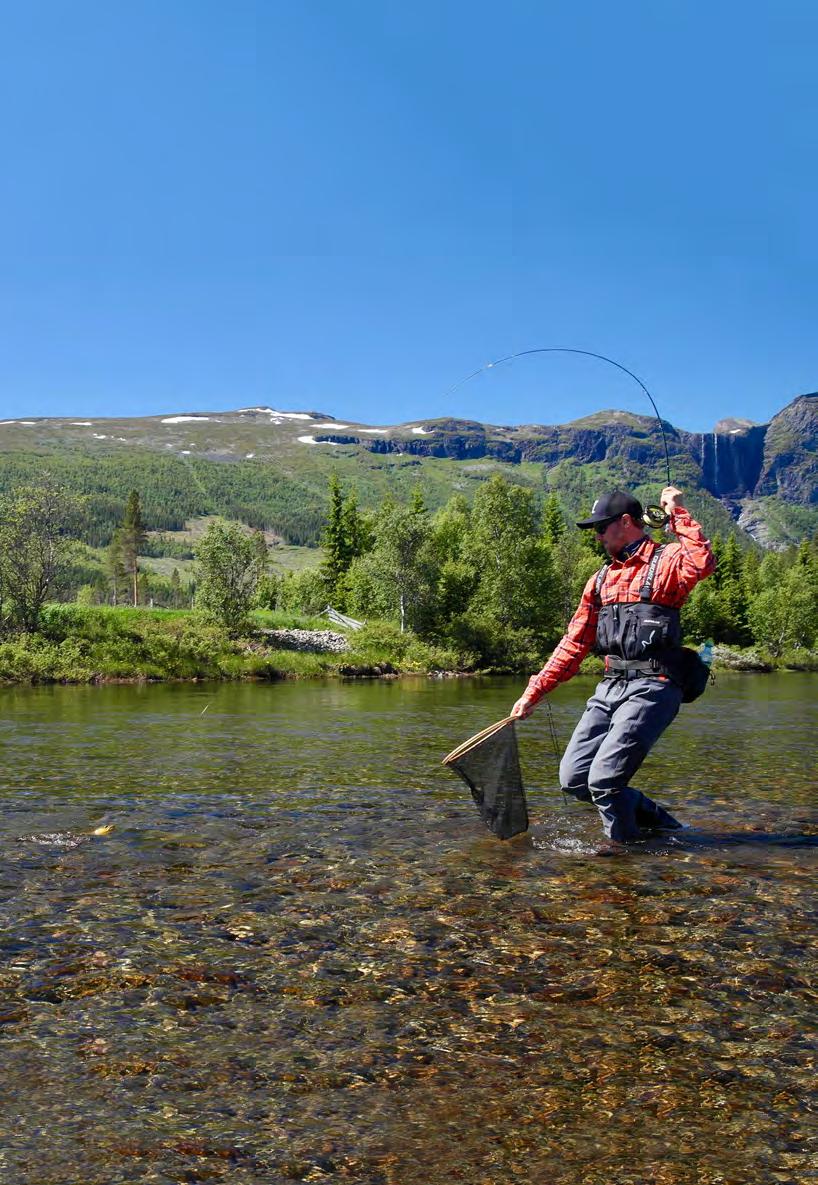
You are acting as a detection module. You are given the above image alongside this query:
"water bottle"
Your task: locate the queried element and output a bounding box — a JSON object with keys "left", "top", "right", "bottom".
{"left": 699, "top": 639, "right": 714, "bottom": 667}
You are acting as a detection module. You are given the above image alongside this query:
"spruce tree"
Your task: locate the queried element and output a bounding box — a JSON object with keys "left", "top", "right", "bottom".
{"left": 341, "top": 488, "right": 371, "bottom": 559}
{"left": 320, "top": 474, "right": 347, "bottom": 605}
{"left": 105, "top": 529, "right": 126, "bottom": 606}
{"left": 716, "top": 535, "right": 750, "bottom": 645}
{"left": 710, "top": 534, "right": 724, "bottom": 587}
{"left": 410, "top": 484, "right": 427, "bottom": 516}
{"left": 120, "top": 491, "right": 146, "bottom": 607}
{"left": 320, "top": 477, "right": 372, "bottom": 608}
{"left": 542, "top": 492, "right": 566, "bottom": 545}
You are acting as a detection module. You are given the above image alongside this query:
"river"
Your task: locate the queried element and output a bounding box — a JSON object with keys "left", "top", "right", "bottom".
{"left": 0, "top": 674, "right": 815, "bottom": 1184}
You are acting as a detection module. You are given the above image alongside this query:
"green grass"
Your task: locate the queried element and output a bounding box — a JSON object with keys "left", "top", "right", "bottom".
{"left": 0, "top": 605, "right": 465, "bottom": 684}
{"left": 0, "top": 604, "right": 812, "bottom": 685}
{"left": 138, "top": 556, "right": 196, "bottom": 581}
{"left": 251, "top": 609, "right": 333, "bottom": 631}
{"left": 268, "top": 545, "right": 323, "bottom": 573}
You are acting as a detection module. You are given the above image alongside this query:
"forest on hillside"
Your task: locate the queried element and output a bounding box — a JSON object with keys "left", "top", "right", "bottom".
{"left": 0, "top": 473, "right": 814, "bottom": 677}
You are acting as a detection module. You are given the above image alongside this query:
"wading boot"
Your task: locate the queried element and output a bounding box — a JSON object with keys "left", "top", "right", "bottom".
{"left": 632, "top": 791, "right": 682, "bottom": 832}
{"left": 595, "top": 839, "right": 630, "bottom": 857}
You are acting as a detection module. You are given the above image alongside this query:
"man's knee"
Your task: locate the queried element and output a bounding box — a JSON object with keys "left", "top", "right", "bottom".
{"left": 559, "top": 752, "right": 588, "bottom": 794}
{"left": 559, "top": 757, "right": 594, "bottom": 803}
{"left": 588, "top": 737, "right": 648, "bottom": 796}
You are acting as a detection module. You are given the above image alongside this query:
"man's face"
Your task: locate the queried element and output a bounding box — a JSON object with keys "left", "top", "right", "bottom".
{"left": 594, "top": 514, "right": 631, "bottom": 556}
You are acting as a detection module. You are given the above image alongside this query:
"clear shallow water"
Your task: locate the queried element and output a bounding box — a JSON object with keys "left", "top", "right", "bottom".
{"left": 0, "top": 674, "right": 815, "bottom": 1185}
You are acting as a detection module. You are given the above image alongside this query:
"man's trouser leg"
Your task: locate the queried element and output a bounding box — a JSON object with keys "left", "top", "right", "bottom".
{"left": 559, "top": 678, "right": 683, "bottom": 842}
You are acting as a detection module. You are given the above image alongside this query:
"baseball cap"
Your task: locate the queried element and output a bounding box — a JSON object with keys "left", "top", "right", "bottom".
{"left": 576, "top": 489, "right": 644, "bottom": 529}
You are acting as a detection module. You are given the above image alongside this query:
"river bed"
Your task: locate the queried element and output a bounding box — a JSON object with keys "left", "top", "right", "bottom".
{"left": 0, "top": 674, "right": 815, "bottom": 1184}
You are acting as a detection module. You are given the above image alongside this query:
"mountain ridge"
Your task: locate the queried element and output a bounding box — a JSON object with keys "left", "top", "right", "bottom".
{"left": 0, "top": 391, "right": 815, "bottom": 548}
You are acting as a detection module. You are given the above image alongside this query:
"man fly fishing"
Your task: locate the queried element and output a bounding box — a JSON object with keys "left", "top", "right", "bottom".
{"left": 510, "top": 485, "right": 715, "bottom": 846}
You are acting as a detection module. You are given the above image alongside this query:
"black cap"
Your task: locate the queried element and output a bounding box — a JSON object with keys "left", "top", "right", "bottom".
{"left": 576, "top": 489, "right": 644, "bottom": 529}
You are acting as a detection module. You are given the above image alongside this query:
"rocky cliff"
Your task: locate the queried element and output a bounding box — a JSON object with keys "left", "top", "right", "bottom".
{"left": 315, "top": 393, "right": 816, "bottom": 505}
{"left": 753, "top": 394, "right": 818, "bottom": 504}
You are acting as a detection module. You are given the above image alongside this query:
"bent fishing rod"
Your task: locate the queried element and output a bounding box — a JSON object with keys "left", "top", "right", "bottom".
{"left": 444, "top": 346, "right": 674, "bottom": 527}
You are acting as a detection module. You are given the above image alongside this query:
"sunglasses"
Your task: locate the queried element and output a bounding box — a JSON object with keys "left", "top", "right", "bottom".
{"left": 594, "top": 515, "right": 623, "bottom": 535}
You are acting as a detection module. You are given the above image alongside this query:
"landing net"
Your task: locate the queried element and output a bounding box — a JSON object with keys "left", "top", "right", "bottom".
{"left": 442, "top": 717, "right": 528, "bottom": 840}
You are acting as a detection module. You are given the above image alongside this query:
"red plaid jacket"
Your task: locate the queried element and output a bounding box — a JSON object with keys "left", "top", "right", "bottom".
{"left": 519, "top": 509, "right": 715, "bottom": 708}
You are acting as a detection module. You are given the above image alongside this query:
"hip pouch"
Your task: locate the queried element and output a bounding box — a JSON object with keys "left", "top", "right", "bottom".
{"left": 665, "top": 647, "right": 712, "bottom": 703}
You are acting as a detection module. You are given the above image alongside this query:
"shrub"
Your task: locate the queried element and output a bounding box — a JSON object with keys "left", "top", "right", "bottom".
{"left": 347, "top": 620, "right": 461, "bottom": 672}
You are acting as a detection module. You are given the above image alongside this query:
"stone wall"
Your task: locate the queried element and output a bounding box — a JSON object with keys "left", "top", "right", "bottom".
{"left": 258, "top": 628, "right": 350, "bottom": 653}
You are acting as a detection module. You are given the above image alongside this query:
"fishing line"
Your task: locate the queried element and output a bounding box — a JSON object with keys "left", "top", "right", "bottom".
{"left": 544, "top": 698, "right": 569, "bottom": 808}
{"left": 544, "top": 699, "right": 561, "bottom": 762}
{"left": 444, "top": 346, "right": 673, "bottom": 490}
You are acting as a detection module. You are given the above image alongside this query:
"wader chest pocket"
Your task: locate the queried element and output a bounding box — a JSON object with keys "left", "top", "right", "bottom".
{"left": 596, "top": 602, "right": 680, "bottom": 660}
{"left": 635, "top": 616, "right": 668, "bottom": 656}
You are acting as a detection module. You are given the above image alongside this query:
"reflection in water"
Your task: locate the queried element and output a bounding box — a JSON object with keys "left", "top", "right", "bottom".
{"left": 0, "top": 675, "right": 815, "bottom": 1183}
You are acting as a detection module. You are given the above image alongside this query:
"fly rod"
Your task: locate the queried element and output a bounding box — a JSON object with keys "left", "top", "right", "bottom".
{"left": 444, "top": 347, "right": 674, "bottom": 527}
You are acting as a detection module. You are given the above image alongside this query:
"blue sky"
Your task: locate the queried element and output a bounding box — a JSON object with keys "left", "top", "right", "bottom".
{"left": 1, "top": 1, "right": 816, "bottom": 432}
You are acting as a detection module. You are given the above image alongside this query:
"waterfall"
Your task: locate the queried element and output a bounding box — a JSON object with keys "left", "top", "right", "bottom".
{"left": 713, "top": 432, "right": 719, "bottom": 493}
{"left": 700, "top": 434, "right": 706, "bottom": 483}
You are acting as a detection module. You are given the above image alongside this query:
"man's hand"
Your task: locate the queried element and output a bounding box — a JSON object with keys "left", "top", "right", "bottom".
{"left": 660, "top": 486, "right": 685, "bottom": 514}
{"left": 510, "top": 697, "right": 535, "bottom": 720}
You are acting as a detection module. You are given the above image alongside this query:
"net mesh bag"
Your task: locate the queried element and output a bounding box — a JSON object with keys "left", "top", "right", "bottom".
{"left": 442, "top": 716, "right": 528, "bottom": 840}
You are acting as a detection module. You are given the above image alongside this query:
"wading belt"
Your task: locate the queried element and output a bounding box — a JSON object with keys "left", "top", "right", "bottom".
{"left": 603, "top": 656, "right": 667, "bottom": 679}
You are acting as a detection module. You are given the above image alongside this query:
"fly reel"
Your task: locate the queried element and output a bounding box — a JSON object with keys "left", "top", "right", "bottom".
{"left": 643, "top": 505, "right": 670, "bottom": 529}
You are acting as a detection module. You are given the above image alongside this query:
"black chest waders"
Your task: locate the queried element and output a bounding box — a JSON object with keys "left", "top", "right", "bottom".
{"left": 593, "top": 546, "right": 711, "bottom": 703}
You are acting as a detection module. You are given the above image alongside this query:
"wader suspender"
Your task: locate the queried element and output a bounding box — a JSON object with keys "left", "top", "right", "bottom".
{"left": 594, "top": 562, "right": 610, "bottom": 604}
{"left": 593, "top": 543, "right": 666, "bottom": 606}
{"left": 639, "top": 543, "right": 666, "bottom": 602}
